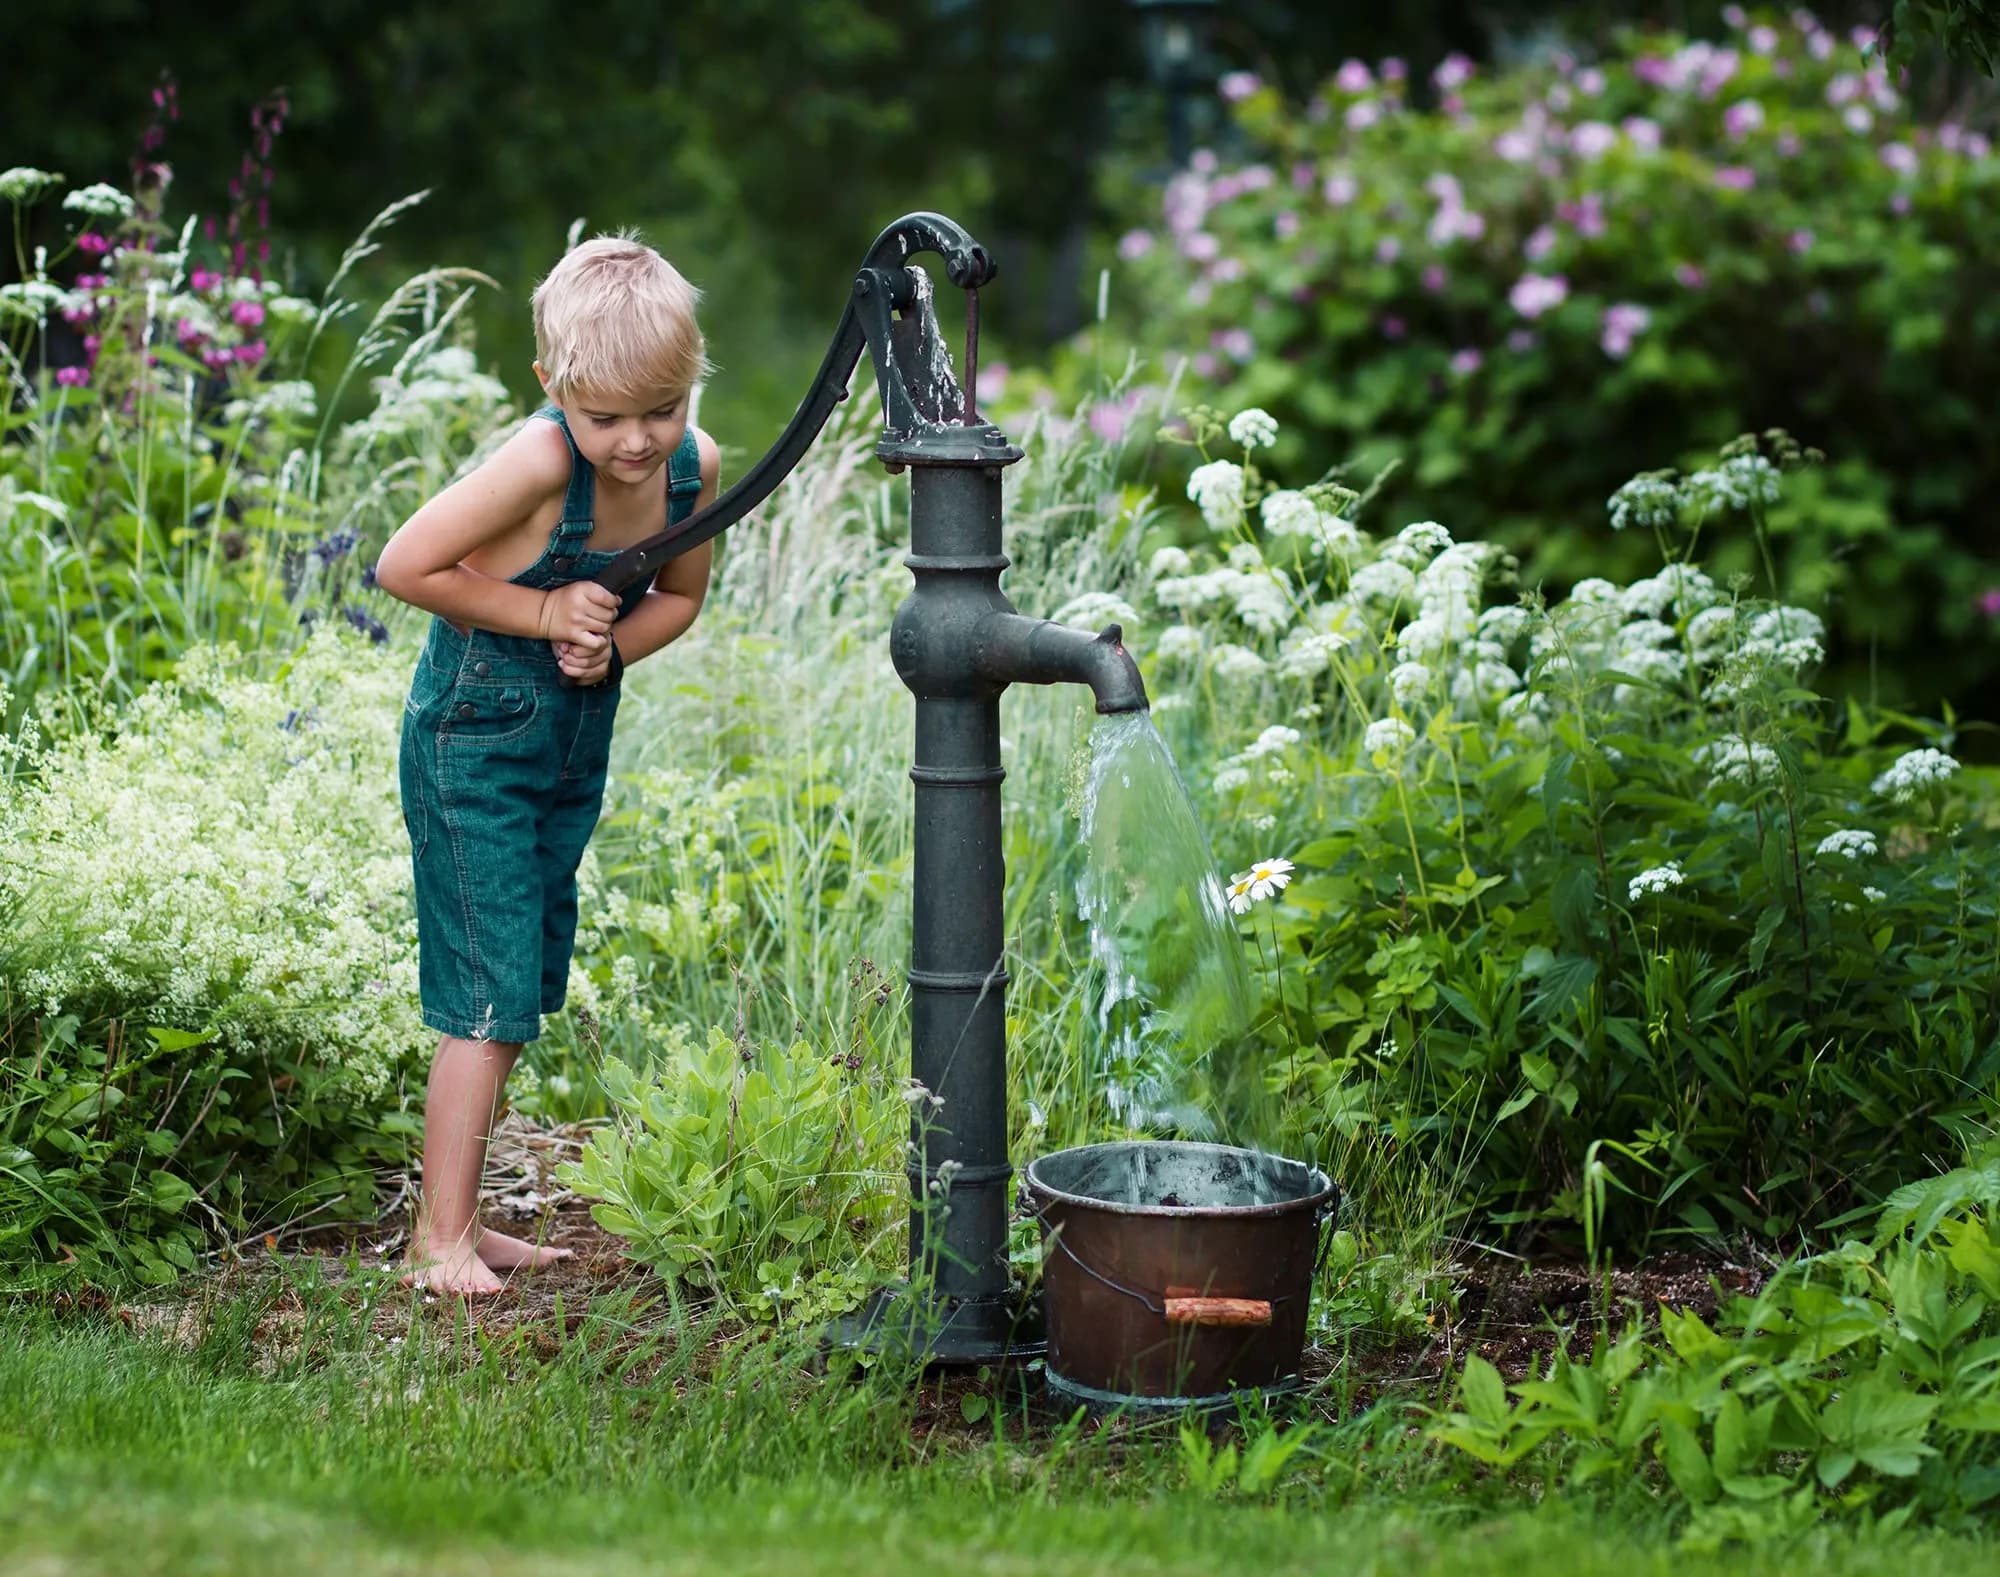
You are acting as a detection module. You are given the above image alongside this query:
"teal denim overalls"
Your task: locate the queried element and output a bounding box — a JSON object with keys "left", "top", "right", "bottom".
{"left": 398, "top": 408, "right": 702, "bottom": 1043}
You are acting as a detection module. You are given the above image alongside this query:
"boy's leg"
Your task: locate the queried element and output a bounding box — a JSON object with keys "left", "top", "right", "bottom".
{"left": 405, "top": 1032, "right": 522, "bottom": 1295}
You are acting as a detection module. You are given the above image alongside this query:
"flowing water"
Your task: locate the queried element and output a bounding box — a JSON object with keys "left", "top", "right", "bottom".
{"left": 1075, "top": 711, "right": 1279, "bottom": 1150}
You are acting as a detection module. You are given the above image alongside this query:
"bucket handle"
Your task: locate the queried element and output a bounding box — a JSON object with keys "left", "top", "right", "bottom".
{"left": 1018, "top": 1182, "right": 1342, "bottom": 1321}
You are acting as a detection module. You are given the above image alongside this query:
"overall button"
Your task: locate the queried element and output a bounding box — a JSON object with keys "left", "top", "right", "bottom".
{"left": 458, "top": 703, "right": 475, "bottom": 719}
{"left": 474, "top": 660, "right": 491, "bottom": 677}
{"left": 551, "top": 554, "right": 576, "bottom": 570}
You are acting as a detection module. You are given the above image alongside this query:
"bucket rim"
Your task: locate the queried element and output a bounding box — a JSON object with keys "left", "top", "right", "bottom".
{"left": 1022, "top": 1139, "right": 1337, "bottom": 1221}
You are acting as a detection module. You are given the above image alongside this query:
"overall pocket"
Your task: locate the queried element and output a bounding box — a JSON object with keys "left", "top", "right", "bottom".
{"left": 442, "top": 681, "right": 539, "bottom": 745}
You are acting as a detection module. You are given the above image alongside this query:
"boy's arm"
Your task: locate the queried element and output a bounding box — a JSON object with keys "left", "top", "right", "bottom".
{"left": 606, "top": 428, "right": 723, "bottom": 668}
{"left": 373, "top": 422, "right": 573, "bottom": 639}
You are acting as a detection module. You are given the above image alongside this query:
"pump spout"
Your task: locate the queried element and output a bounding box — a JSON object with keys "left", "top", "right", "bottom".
{"left": 973, "top": 614, "right": 1149, "bottom": 715}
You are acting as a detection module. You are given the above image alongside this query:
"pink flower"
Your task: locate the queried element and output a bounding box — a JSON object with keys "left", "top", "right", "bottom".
{"left": 1346, "top": 100, "right": 1382, "bottom": 131}
{"left": 1322, "top": 172, "right": 1358, "bottom": 205}
{"left": 1977, "top": 588, "right": 2000, "bottom": 618}
{"left": 1826, "top": 72, "right": 1861, "bottom": 105}
{"left": 1506, "top": 328, "right": 1539, "bottom": 352}
{"left": 1622, "top": 116, "right": 1663, "bottom": 152}
{"left": 1576, "top": 67, "right": 1606, "bottom": 95}
{"left": 1493, "top": 125, "right": 1539, "bottom": 163}
{"left": 1523, "top": 224, "right": 1558, "bottom": 262}
{"left": 1273, "top": 211, "right": 1300, "bottom": 240}
{"left": 1213, "top": 327, "right": 1255, "bottom": 363}
{"left": 76, "top": 232, "right": 112, "bottom": 256}
{"left": 1675, "top": 261, "right": 1707, "bottom": 289}
{"left": 1374, "top": 236, "right": 1401, "bottom": 264}
{"left": 1890, "top": 192, "right": 1912, "bottom": 215}
{"left": 1844, "top": 105, "right": 1874, "bottom": 134}
{"left": 1449, "top": 347, "right": 1483, "bottom": 376}
{"left": 1723, "top": 99, "right": 1764, "bottom": 139}
{"left": 1219, "top": 71, "right": 1262, "bottom": 102}
{"left": 1207, "top": 256, "right": 1246, "bottom": 283}
{"left": 1335, "top": 59, "right": 1373, "bottom": 94}
{"left": 235, "top": 340, "right": 267, "bottom": 365}
{"left": 1118, "top": 228, "right": 1154, "bottom": 262}
{"left": 1569, "top": 120, "right": 1618, "bottom": 159}
{"left": 55, "top": 365, "right": 90, "bottom": 388}
{"left": 1182, "top": 231, "right": 1221, "bottom": 262}
{"left": 1722, "top": 3, "right": 1747, "bottom": 25}
{"left": 1600, "top": 301, "right": 1651, "bottom": 358}
{"left": 1787, "top": 228, "right": 1815, "bottom": 253}
{"left": 1089, "top": 397, "right": 1136, "bottom": 443}
{"left": 977, "top": 362, "right": 1009, "bottom": 403}
{"left": 1191, "top": 351, "right": 1219, "bottom": 379}
{"left": 1714, "top": 165, "right": 1757, "bottom": 190}
{"left": 1191, "top": 149, "right": 1218, "bottom": 174}
{"left": 1381, "top": 315, "right": 1406, "bottom": 340}
{"left": 1421, "top": 263, "right": 1448, "bottom": 292}
{"left": 1634, "top": 55, "right": 1674, "bottom": 88}
{"left": 190, "top": 267, "right": 224, "bottom": 292}
{"left": 1750, "top": 24, "right": 1780, "bottom": 53}
{"left": 1291, "top": 160, "right": 1316, "bottom": 190}
{"left": 231, "top": 299, "right": 266, "bottom": 329}
{"left": 202, "top": 347, "right": 234, "bottom": 371}
{"left": 1380, "top": 57, "right": 1407, "bottom": 83}
{"left": 1433, "top": 52, "right": 1474, "bottom": 91}
{"left": 1509, "top": 272, "right": 1569, "bottom": 318}
{"left": 1777, "top": 128, "right": 1802, "bottom": 157}
{"left": 1880, "top": 142, "right": 1919, "bottom": 177}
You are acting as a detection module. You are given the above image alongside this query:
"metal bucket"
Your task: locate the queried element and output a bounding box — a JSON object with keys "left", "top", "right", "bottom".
{"left": 1021, "top": 1140, "right": 1338, "bottom": 1413}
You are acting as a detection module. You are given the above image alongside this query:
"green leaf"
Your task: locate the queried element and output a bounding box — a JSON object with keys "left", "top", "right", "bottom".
{"left": 1460, "top": 1355, "right": 1509, "bottom": 1426}
{"left": 958, "top": 1392, "right": 990, "bottom": 1424}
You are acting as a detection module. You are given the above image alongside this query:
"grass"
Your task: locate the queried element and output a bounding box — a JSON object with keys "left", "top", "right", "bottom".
{"left": 2, "top": 1273, "right": 1997, "bottom": 1575}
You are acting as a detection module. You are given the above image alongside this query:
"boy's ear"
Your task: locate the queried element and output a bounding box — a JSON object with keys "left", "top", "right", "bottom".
{"left": 532, "top": 360, "right": 552, "bottom": 395}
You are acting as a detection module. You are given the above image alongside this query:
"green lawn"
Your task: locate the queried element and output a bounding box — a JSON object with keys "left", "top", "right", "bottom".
{"left": 1, "top": 1278, "right": 1994, "bottom": 1576}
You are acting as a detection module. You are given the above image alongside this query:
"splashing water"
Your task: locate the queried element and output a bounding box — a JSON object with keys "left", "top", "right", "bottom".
{"left": 1075, "top": 711, "right": 1277, "bottom": 1148}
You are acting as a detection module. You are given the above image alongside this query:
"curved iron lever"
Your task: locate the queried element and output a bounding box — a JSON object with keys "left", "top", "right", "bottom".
{"left": 589, "top": 211, "right": 994, "bottom": 602}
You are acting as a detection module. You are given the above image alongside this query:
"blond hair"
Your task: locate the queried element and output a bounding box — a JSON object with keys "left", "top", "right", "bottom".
{"left": 531, "top": 231, "right": 712, "bottom": 404}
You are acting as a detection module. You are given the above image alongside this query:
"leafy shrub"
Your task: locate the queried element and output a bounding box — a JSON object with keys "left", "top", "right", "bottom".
{"left": 1110, "top": 402, "right": 1998, "bottom": 1249}
{"left": 1095, "top": 11, "right": 2000, "bottom": 709}
{"left": 561, "top": 1020, "right": 906, "bottom": 1326}
{"left": 1433, "top": 1147, "right": 2000, "bottom": 1543}
{"left": 0, "top": 628, "right": 427, "bottom": 1282}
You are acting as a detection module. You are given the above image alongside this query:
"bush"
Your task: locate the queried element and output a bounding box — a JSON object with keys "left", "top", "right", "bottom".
{"left": 1095, "top": 11, "right": 2000, "bottom": 712}
{"left": 1118, "top": 402, "right": 1998, "bottom": 1250}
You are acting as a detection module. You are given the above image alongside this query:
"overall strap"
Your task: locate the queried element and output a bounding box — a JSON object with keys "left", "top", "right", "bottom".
{"left": 666, "top": 428, "right": 703, "bottom": 524}
{"left": 532, "top": 405, "right": 597, "bottom": 536}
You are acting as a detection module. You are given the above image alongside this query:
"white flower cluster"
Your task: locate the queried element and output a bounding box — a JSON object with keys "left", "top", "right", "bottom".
{"left": 1274, "top": 628, "right": 1351, "bottom": 679}
{"left": 62, "top": 182, "right": 134, "bottom": 220}
{"left": 1871, "top": 747, "right": 1960, "bottom": 803}
{"left": 1815, "top": 829, "right": 1878, "bottom": 860}
{"left": 1227, "top": 408, "right": 1280, "bottom": 450}
{"left": 1052, "top": 590, "right": 1142, "bottom": 634}
{"left": 1186, "top": 459, "right": 1245, "bottom": 529}
{"left": 223, "top": 379, "right": 319, "bottom": 426}
{"left": 1695, "top": 733, "right": 1781, "bottom": 790}
{"left": 1152, "top": 558, "right": 1296, "bottom": 635}
{"left": 0, "top": 167, "right": 63, "bottom": 203}
{"left": 342, "top": 345, "right": 512, "bottom": 451}
{"left": 1628, "top": 862, "right": 1684, "bottom": 901}
{"left": 0, "top": 631, "right": 431, "bottom": 1097}
{"left": 1607, "top": 473, "right": 1681, "bottom": 532}
{"left": 1682, "top": 454, "right": 1782, "bottom": 514}
{"left": 1364, "top": 716, "right": 1416, "bottom": 757}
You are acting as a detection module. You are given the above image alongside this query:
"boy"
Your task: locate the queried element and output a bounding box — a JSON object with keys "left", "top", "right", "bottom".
{"left": 374, "top": 234, "right": 720, "bottom": 1295}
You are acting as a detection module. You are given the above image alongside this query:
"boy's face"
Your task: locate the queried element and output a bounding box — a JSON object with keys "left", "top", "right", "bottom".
{"left": 537, "top": 365, "right": 689, "bottom": 489}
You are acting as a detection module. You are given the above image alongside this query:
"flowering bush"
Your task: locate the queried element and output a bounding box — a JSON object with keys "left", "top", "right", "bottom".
{"left": 1101, "top": 9, "right": 2000, "bottom": 710}
{"left": 1124, "top": 403, "right": 1999, "bottom": 1247}
{"left": 0, "top": 627, "right": 429, "bottom": 1282}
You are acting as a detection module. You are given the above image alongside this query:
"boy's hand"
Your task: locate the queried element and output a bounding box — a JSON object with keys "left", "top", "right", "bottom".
{"left": 555, "top": 637, "right": 616, "bottom": 687}
{"left": 539, "top": 580, "right": 621, "bottom": 648}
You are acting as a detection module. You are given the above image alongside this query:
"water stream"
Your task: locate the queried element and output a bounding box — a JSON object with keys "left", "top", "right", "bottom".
{"left": 1074, "top": 711, "right": 1280, "bottom": 1152}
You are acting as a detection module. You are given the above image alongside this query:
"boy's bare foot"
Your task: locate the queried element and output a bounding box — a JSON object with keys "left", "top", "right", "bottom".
{"left": 476, "top": 1227, "right": 573, "bottom": 1272}
{"left": 401, "top": 1238, "right": 507, "bottom": 1296}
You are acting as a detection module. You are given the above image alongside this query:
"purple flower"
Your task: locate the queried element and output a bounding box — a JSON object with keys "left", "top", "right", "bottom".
{"left": 1421, "top": 263, "right": 1448, "bottom": 292}
{"left": 1880, "top": 142, "right": 1919, "bottom": 177}
{"left": 1449, "top": 347, "right": 1483, "bottom": 376}
{"left": 1600, "top": 301, "right": 1651, "bottom": 358}
{"left": 1433, "top": 52, "right": 1474, "bottom": 91}
{"left": 1182, "top": 231, "right": 1221, "bottom": 262}
{"left": 978, "top": 361, "right": 1009, "bottom": 403}
{"left": 1826, "top": 72, "right": 1861, "bottom": 105}
{"left": 201, "top": 347, "right": 234, "bottom": 371}
{"left": 1723, "top": 99, "right": 1764, "bottom": 139}
{"left": 342, "top": 605, "right": 390, "bottom": 645}
{"left": 1576, "top": 66, "right": 1606, "bottom": 95}
{"left": 54, "top": 365, "right": 90, "bottom": 388}
{"left": 1381, "top": 315, "right": 1406, "bottom": 340}
{"left": 1274, "top": 211, "right": 1300, "bottom": 240}
{"left": 1570, "top": 120, "right": 1618, "bottom": 160}
{"left": 1622, "top": 116, "right": 1663, "bottom": 152}
{"left": 1509, "top": 272, "right": 1569, "bottom": 318}
{"left": 1523, "top": 224, "right": 1558, "bottom": 262}
{"left": 1089, "top": 397, "right": 1137, "bottom": 443}
{"left": 1346, "top": 100, "right": 1382, "bottom": 131}
{"left": 190, "top": 267, "right": 223, "bottom": 292}
{"left": 1207, "top": 256, "right": 1246, "bottom": 283}
{"left": 1749, "top": 24, "right": 1780, "bottom": 53}
{"left": 1714, "top": 165, "right": 1757, "bottom": 190}
{"left": 1722, "top": 2, "right": 1747, "bottom": 25}
{"left": 1494, "top": 125, "right": 1539, "bottom": 163}
{"left": 1219, "top": 71, "right": 1263, "bottom": 103}
{"left": 1787, "top": 228, "right": 1815, "bottom": 253}
{"left": 235, "top": 340, "right": 266, "bottom": 365}
{"left": 76, "top": 232, "right": 112, "bottom": 256}
{"left": 1322, "top": 172, "right": 1358, "bottom": 205}
{"left": 1634, "top": 55, "right": 1675, "bottom": 88}
{"left": 1844, "top": 105, "right": 1874, "bottom": 134}
{"left": 362, "top": 559, "right": 381, "bottom": 590}
{"left": 231, "top": 299, "right": 266, "bottom": 329}
{"left": 1674, "top": 261, "right": 1707, "bottom": 289}
{"left": 1977, "top": 588, "right": 2000, "bottom": 618}
{"left": 1777, "top": 128, "right": 1802, "bottom": 157}
{"left": 1335, "top": 59, "right": 1373, "bottom": 94}
{"left": 1191, "top": 351, "right": 1219, "bottom": 379}
{"left": 1506, "top": 328, "right": 1539, "bottom": 352}
{"left": 1213, "top": 327, "right": 1255, "bottom": 363}
{"left": 1118, "top": 228, "right": 1154, "bottom": 262}
{"left": 1191, "top": 149, "right": 1218, "bottom": 174}
{"left": 312, "top": 524, "right": 360, "bottom": 566}
{"left": 1380, "top": 57, "right": 1407, "bottom": 83}
{"left": 1291, "top": 160, "right": 1316, "bottom": 190}
{"left": 1375, "top": 236, "right": 1402, "bottom": 264}
{"left": 1890, "top": 192, "right": 1912, "bottom": 215}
